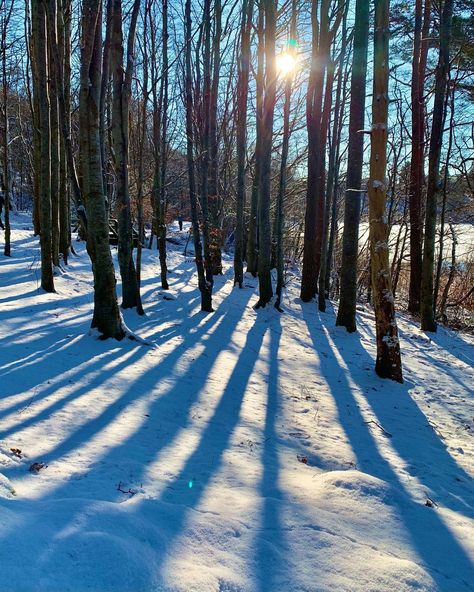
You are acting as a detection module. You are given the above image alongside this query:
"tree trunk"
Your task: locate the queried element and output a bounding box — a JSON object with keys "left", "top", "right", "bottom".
{"left": 32, "top": 0, "right": 55, "bottom": 292}
{"left": 233, "top": 0, "right": 253, "bottom": 287}
{"left": 110, "top": 0, "right": 143, "bottom": 313}
{"left": 255, "top": 0, "right": 276, "bottom": 308}
{"left": 158, "top": 0, "right": 169, "bottom": 289}
{"left": 368, "top": 0, "right": 403, "bottom": 382}
{"left": 420, "top": 0, "right": 453, "bottom": 332}
{"left": 408, "top": 0, "right": 431, "bottom": 314}
{"left": 246, "top": 4, "right": 264, "bottom": 277}
{"left": 336, "top": 0, "right": 370, "bottom": 330}
{"left": 185, "top": 0, "right": 213, "bottom": 312}
{"left": 79, "top": 0, "right": 123, "bottom": 338}
{"left": 275, "top": 0, "right": 297, "bottom": 311}
{"left": 208, "top": 0, "right": 223, "bottom": 275}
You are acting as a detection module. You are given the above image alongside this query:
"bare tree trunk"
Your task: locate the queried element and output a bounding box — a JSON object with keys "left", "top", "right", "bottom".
{"left": 275, "top": 0, "right": 297, "bottom": 311}
{"left": 368, "top": 0, "right": 403, "bottom": 382}
{"left": 233, "top": 0, "right": 253, "bottom": 287}
{"left": 185, "top": 0, "right": 212, "bottom": 312}
{"left": 208, "top": 0, "right": 223, "bottom": 275}
{"left": 58, "top": 0, "right": 71, "bottom": 263}
{"left": 47, "top": 0, "right": 60, "bottom": 268}
{"left": 434, "top": 82, "right": 454, "bottom": 312}
{"left": 408, "top": 0, "right": 430, "bottom": 314}
{"left": 255, "top": 0, "right": 276, "bottom": 308}
{"left": 158, "top": 0, "right": 169, "bottom": 289}
{"left": 420, "top": 0, "right": 453, "bottom": 332}
{"left": 110, "top": 0, "right": 143, "bottom": 313}
{"left": 200, "top": 0, "right": 214, "bottom": 288}
{"left": 32, "top": 0, "right": 55, "bottom": 292}
{"left": 79, "top": 0, "right": 123, "bottom": 338}
{"left": 317, "top": 54, "right": 336, "bottom": 312}
{"left": 336, "top": 0, "right": 369, "bottom": 330}
{"left": 246, "top": 3, "right": 264, "bottom": 277}
{"left": 325, "top": 32, "right": 349, "bottom": 295}
{"left": 1, "top": 0, "right": 13, "bottom": 256}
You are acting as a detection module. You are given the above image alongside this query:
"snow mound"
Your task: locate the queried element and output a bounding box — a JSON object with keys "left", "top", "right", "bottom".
{"left": 320, "top": 469, "right": 400, "bottom": 502}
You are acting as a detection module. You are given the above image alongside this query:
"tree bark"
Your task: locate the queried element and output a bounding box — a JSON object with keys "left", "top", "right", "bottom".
{"left": 79, "top": 0, "right": 124, "bottom": 338}
{"left": 255, "top": 0, "right": 277, "bottom": 308}
{"left": 185, "top": 0, "right": 213, "bottom": 312}
{"left": 368, "top": 0, "right": 403, "bottom": 382}
{"left": 246, "top": 4, "right": 264, "bottom": 277}
{"left": 275, "top": 0, "right": 297, "bottom": 311}
{"left": 110, "top": 0, "right": 143, "bottom": 313}
{"left": 420, "top": 0, "right": 453, "bottom": 332}
{"left": 408, "top": 0, "right": 431, "bottom": 314}
{"left": 336, "top": 0, "right": 369, "bottom": 330}
{"left": 32, "top": 0, "right": 55, "bottom": 292}
{"left": 233, "top": 0, "right": 253, "bottom": 287}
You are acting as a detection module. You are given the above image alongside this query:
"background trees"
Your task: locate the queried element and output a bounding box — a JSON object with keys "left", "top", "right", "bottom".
{"left": 1, "top": 0, "right": 472, "bottom": 367}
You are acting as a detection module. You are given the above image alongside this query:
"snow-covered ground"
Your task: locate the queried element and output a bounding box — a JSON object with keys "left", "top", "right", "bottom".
{"left": 0, "top": 213, "right": 473, "bottom": 592}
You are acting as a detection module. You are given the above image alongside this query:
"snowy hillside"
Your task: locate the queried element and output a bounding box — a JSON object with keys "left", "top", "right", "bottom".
{"left": 0, "top": 214, "right": 473, "bottom": 592}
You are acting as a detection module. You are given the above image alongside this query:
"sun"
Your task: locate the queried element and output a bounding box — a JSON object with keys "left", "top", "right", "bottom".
{"left": 276, "top": 52, "right": 297, "bottom": 77}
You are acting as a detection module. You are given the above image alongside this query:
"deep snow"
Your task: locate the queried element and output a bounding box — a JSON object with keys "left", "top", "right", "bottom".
{"left": 0, "top": 214, "right": 473, "bottom": 592}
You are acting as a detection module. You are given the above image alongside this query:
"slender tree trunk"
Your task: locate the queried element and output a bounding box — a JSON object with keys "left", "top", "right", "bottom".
{"left": 275, "top": 0, "right": 297, "bottom": 311}
{"left": 255, "top": 0, "right": 276, "bottom": 308}
{"left": 420, "top": 0, "right": 453, "bottom": 332}
{"left": 110, "top": 0, "right": 143, "bottom": 313}
{"left": 246, "top": 4, "right": 264, "bottom": 277}
{"left": 200, "top": 0, "right": 214, "bottom": 288}
{"left": 336, "top": 0, "right": 369, "bottom": 330}
{"left": 368, "top": 0, "right": 403, "bottom": 382}
{"left": 158, "top": 0, "right": 169, "bottom": 289}
{"left": 1, "top": 3, "right": 11, "bottom": 256}
{"left": 234, "top": 0, "right": 253, "bottom": 287}
{"left": 185, "top": 0, "right": 212, "bottom": 312}
{"left": 58, "top": 0, "right": 71, "bottom": 263}
{"left": 208, "top": 0, "right": 223, "bottom": 275}
{"left": 32, "top": 0, "right": 55, "bottom": 292}
{"left": 434, "top": 83, "right": 454, "bottom": 313}
{"left": 79, "top": 0, "right": 123, "bottom": 338}
{"left": 408, "top": 0, "right": 431, "bottom": 314}
{"left": 47, "top": 0, "right": 60, "bottom": 268}
{"left": 318, "top": 54, "right": 336, "bottom": 312}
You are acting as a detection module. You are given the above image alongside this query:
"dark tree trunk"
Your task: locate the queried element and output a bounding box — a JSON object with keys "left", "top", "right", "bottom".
{"left": 32, "top": 0, "right": 55, "bottom": 292}
{"left": 255, "top": 0, "right": 277, "bottom": 308}
{"left": 246, "top": 4, "right": 264, "bottom": 277}
{"left": 368, "top": 0, "right": 403, "bottom": 382}
{"left": 110, "top": 0, "right": 143, "bottom": 313}
{"left": 408, "top": 0, "right": 431, "bottom": 315}
{"left": 234, "top": 0, "right": 253, "bottom": 287}
{"left": 79, "top": 0, "right": 123, "bottom": 338}
{"left": 420, "top": 0, "right": 453, "bottom": 332}
{"left": 275, "top": 0, "right": 297, "bottom": 311}
{"left": 335, "top": 0, "right": 369, "bottom": 331}
{"left": 185, "top": 0, "right": 213, "bottom": 312}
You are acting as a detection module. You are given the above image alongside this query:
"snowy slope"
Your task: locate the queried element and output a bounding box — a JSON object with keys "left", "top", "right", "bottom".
{"left": 0, "top": 214, "right": 473, "bottom": 592}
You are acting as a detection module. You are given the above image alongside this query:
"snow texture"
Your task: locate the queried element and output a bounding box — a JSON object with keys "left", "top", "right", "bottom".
{"left": 0, "top": 213, "right": 473, "bottom": 592}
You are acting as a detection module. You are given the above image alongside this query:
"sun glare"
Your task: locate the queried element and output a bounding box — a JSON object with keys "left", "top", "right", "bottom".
{"left": 276, "top": 52, "right": 297, "bottom": 76}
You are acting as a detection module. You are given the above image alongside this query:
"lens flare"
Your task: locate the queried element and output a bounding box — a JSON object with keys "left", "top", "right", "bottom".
{"left": 276, "top": 52, "right": 297, "bottom": 77}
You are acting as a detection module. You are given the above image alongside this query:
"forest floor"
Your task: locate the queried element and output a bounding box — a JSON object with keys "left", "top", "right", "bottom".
{"left": 0, "top": 213, "right": 473, "bottom": 592}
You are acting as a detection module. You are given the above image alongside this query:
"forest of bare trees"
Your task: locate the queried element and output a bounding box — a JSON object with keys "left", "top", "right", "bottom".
{"left": 0, "top": 0, "right": 473, "bottom": 381}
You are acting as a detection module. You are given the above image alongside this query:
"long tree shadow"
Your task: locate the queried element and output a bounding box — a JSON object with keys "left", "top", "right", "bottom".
{"left": 255, "top": 318, "right": 290, "bottom": 592}
{"left": 302, "top": 303, "right": 473, "bottom": 590}
{"left": 0, "top": 289, "right": 257, "bottom": 590}
{"left": 143, "top": 317, "right": 268, "bottom": 584}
